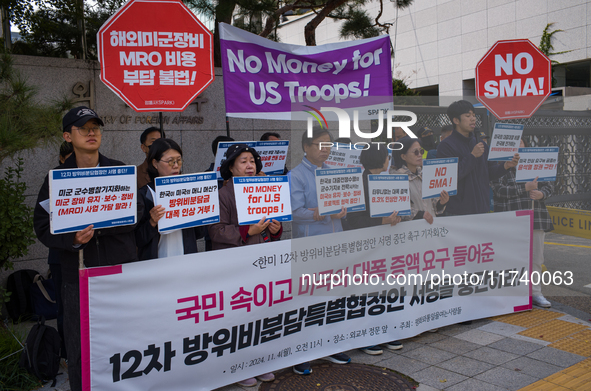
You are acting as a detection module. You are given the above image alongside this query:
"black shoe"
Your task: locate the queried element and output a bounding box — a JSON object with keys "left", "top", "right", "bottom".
{"left": 323, "top": 353, "right": 351, "bottom": 364}
{"left": 293, "top": 362, "right": 312, "bottom": 375}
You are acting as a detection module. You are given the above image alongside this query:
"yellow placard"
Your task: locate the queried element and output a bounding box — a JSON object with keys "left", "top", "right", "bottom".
{"left": 547, "top": 206, "right": 591, "bottom": 239}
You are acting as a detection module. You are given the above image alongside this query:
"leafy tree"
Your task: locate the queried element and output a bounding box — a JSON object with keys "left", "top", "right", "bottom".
{"left": 539, "top": 23, "right": 572, "bottom": 87}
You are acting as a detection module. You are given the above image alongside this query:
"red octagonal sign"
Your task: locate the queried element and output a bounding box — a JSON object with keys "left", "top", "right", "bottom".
{"left": 97, "top": 0, "right": 214, "bottom": 112}
{"left": 476, "top": 39, "right": 551, "bottom": 120}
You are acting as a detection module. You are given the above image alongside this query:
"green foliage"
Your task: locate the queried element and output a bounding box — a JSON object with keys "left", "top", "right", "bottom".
{"left": 0, "top": 53, "right": 69, "bottom": 161}
{"left": 0, "top": 322, "right": 41, "bottom": 391}
{"left": 0, "top": 158, "right": 35, "bottom": 271}
{"left": 539, "top": 23, "right": 572, "bottom": 87}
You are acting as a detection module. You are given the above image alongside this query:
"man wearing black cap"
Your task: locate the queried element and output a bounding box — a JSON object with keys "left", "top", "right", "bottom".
{"left": 34, "top": 106, "right": 139, "bottom": 391}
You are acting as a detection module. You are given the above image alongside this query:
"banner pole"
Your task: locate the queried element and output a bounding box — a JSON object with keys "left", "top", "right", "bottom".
{"left": 226, "top": 115, "right": 230, "bottom": 138}
{"left": 159, "top": 112, "right": 164, "bottom": 133}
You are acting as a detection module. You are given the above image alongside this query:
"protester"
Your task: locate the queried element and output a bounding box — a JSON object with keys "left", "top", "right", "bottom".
{"left": 436, "top": 100, "right": 518, "bottom": 216}
{"left": 289, "top": 128, "right": 351, "bottom": 373}
{"left": 393, "top": 137, "right": 449, "bottom": 223}
{"left": 418, "top": 127, "right": 438, "bottom": 159}
{"left": 478, "top": 130, "right": 490, "bottom": 145}
{"left": 207, "top": 143, "right": 279, "bottom": 386}
{"left": 260, "top": 132, "right": 281, "bottom": 141}
{"left": 34, "top": 106, "right": 139, "bottom": 391}
{"left": 491, "top": 138, "right": 554, "bottom": 308}
{"left": 135, "top": 138, "right": 204, "bottom": 260}
{"left": 137, "top": 126, "right": 165, "bottom": 189}
{"left": 291, "top": 128, "right": 347, "bottom": 238}
{"left": 439, "top": 124, "right": 453, "bottom": 143}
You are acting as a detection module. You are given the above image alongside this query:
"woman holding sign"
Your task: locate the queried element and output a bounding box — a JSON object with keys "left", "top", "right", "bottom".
{"left": 208, "top": 143, "right": 279, "bottom": 386}
{"left": 392, "top": 138, "right": 449, "bottom": 223}
{"left": 135, "top": 138, "right": 204, "bottom": 260}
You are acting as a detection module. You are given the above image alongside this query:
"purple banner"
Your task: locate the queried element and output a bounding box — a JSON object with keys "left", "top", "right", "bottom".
{"left": 219, "top": 23, "right": 393, "bottom": 120}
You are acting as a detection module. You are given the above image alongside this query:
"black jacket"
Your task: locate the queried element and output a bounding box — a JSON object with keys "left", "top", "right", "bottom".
{"left": 34, "top": 153, "right": 140, "bottom": 283}
{"left": 135, "top": 182, "right": 204, "bottom": 260}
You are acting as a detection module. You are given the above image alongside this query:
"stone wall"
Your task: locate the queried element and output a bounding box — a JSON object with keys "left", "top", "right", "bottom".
{"left": 0, "top": 54, "right": 297, "bottom": 284}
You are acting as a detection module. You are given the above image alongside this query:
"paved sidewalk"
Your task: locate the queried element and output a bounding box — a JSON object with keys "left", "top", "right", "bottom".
{"left": 37, "top": 304, "right": 591, "bottom": 390}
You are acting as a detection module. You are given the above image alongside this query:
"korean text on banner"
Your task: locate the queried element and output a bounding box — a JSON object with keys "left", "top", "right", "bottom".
{"left": 368, "top": 174, "right": 411, "bottom": 217}
{"left": 49, "top": 166, "right": 136, "bottom": 234}
{"left": 154, "top": 172, "right": 220, "bottom": 232}
{"left": 219, "top": 23, "right": 393, "bottom": 120}
{"left": 422, "top": 158, "right": 458, "bottom": 199}
{"left": 214, "top": 141, "right": 289, "bottom": 180}
{"left": 81, "top": 211, "right": 532, "bottom": 391}
{"left": 488, "top": 123, "right": 524, "bottom": 161}
{"left": 233, "top": 176, "right": 292, "bottom": 225}
{"left": 315, "top": 167, "right": 365, "bottom": 215}
{"left": 515, "top": 147, "right": 559, "bottom": 182}
{"left": 326, "top": 143, "right": 363, "bottom": 169}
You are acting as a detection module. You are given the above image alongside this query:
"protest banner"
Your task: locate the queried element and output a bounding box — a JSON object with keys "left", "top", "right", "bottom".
{"left": 81, "top": 211, "right": 532, "bottom": 391}
{"left": 219, "top": 23, "right": 393, "bottom": 120}
{"left": 315, "top": 167, "right": 365, "bottom": 215}
{"left": 49, "top": 166, "right": 136, "bottom": 234}
{"left": 488, "top": 123, "right": 524, "bottom": 161}
{"left": 154, "top": 172, "right": 220, "bottom": 232}
{"left": 325, "top": 143, "right": 363, "bottom": 169}
{"left": 233, "top": 176, "right": 292, "bottom": 224}
{"left": 367, "top": 174, "right": 411, "bottom": 217}
{"left": 214, "top": 141, "right": 289, "bottom": 179}
{"left": 421, "top": 158, "right": 458, "bottom": 199}
{"left": 516, "top": 147, "right": 559, "bottom": 182}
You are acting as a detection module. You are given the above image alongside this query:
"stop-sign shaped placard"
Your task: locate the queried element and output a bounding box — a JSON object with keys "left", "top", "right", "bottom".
{"left": 97, "top": 0, "right": 214, "bottom": 112}
{"left": 476, "top": 39, "right": 551, "bottom": 120}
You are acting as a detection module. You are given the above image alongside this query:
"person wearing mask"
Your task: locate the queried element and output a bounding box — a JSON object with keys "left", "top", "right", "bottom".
{"left": 135, "top": 138, "right": 204, "bottom": 260}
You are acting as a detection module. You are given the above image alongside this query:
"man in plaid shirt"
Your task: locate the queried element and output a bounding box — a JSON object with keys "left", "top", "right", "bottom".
{"left": 490, "top": 138, "right": 554, "bottom": 308}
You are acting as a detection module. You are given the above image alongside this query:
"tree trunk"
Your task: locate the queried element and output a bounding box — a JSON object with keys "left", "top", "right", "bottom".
{"left": 304, "top": 0, "right": 348, "bottom": 46}
{"left": 214, "top": 0, "right": 237, "bottom": 67}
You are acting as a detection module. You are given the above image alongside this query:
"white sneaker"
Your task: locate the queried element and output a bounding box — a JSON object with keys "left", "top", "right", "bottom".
{"left": 533, "top": 295, "right": 551, "bottom": 308}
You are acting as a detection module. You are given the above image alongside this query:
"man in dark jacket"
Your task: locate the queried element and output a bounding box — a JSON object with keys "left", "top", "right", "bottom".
{"left": 34, "top": 106, "right": 139, "bottom": 391}
{"left": 436, "top": 100, "right": 519, "bottom": 215}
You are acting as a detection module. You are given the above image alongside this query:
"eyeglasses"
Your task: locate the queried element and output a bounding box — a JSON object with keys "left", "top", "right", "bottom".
{"left": 160, "top": 157, "right": 183, "bottom": 167}
{"left": 310, "top": 142, "right": 331, "bottom": 150}
{"left": 408, "top": 148, "right": 425, "bottom": 157}
{"left": 74, "top": 126, "right": 101, "bottom": 136}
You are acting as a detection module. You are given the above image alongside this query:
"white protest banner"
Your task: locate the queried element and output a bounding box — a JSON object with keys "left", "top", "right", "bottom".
{"left": 254, "top": 140, "right": 289, "bottom": 174}
{"left": 154, "top": 172, "right": 220, "bottom": 232}
{"left": 214, "top": 141, "right": 288, "bottom": 179}
{"left": 81, "top": 211, "right": 532, "bottom": 391}
{"left": 233, "top": 176, "right": 291, "bottom": 224}
{"left": 315, "top": 167, "right": 365, "bottom": 215}
{"left": 515, "top": 147, "right": 559, "bottom": 182}
{"left": 325, "top": 143, "right": 363, "bottom": 169}
{"left": 367, "top": 174, "right": 411, "bottom": 217}
{"left": 422, "top": 158, "right": 458, "bottom": 199}
{"left": 49, "top": 166, "right": 136, "bottom": 234}
{"left": 488, "top": 123, "right": 524, "bottom": 161}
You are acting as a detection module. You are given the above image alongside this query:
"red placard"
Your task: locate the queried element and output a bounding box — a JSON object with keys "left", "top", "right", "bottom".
{"left": 476, "top": 39, "right": 551, "bottom": 120}
{"left": 97, "top": 0, "right": 214, "bottom": 112}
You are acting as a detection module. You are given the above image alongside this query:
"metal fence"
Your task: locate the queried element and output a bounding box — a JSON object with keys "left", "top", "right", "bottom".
{"left": 402, "top": 106, "right": 591, "bottom": 211}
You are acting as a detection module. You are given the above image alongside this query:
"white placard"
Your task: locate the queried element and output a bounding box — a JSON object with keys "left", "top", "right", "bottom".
{"left": 233, "top": 176, "right": 292, "bottom": 225}
{"left": 154, "top": 172, "right": 220, "bottom": 232}
{"left": 421, "top": 158, "right": 458, "bottom": 199}
{"left": 488, "top": 123, "right": 524, "bottom": 161}
{"left": 315, "top": 167, "right": 365, "bottom": 215}
{"left": 49, "top": 166, "right": 136, "bottom": 234}
{"left": 325, "top": 143, "right": 363, "bottom": 169}
{"left": 214, "top": 141, "right": 289, "bottom": 179}
{"left": 515, "top": 147, "right": 559, "bottom": 182}
{"left": 367, "top": 174, "right": 411, "bottom": 217}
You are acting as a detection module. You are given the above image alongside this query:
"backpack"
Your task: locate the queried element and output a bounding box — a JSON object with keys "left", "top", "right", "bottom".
{"left": 19, "top": 316, "right": 62, "bottom": 386}
{"left": 29, "top": 274, "right": 58, "bottom": 320}
{"left": 5, "top": 269, "right": 39, "bottom": 322}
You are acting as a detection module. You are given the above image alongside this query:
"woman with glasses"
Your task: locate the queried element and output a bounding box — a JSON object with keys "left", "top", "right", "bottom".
{"left": 135, "top": 138, "right": 203, "bottom": 260}
{"left": 392, "top": 137, "right": 449, "bottom": 223}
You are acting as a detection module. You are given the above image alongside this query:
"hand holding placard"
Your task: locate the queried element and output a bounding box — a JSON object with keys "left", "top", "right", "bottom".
{"left": 149, "top": 205, "right": 166, "bottom": 227}
{"left": 73, "top": 225, "right": 94, "bottom": 245}
{"left": 503, "top": 153, "right": 520, "bottom": 170}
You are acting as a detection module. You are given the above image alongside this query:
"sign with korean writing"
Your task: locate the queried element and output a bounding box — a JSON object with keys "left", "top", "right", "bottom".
{"left": 214, "top": 141, "right": 289, "bottom": 179}
{"left": 325, "top": 143, "right": 363, "bottom": 169}
{"left": 476, "top": 39, "right": 551, "bottom": 119}
{"left": 422, "top": 158, "right": 458, "bottom": 199}
{"left": 488, "top": 123, "right": 524, "bottom": 161}
{"left": 81, "top": 211, "right": 532, "bottom": 391}
{"left": 367, "top": 175, "right": 411, "bottom": 217}
{"left": 97, "top": 0, "right": 214, "bottom": 111}
{"left": 219, "top": 23, "right": 393, "bottom": 120}
{"left": 154, "top": 172, "right": 220, "bottom": 232}
{"left": 515, "top": 147, "right": 559, "bottom": 182}
{"left": 315, "top": 167, "right": 365, "bottom": 215}
{"left": 233, "top": 176, "right": 291, "bottom": 225}
{"left": 49, "top": 166, "right": 136, "bottom": 234}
